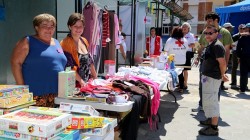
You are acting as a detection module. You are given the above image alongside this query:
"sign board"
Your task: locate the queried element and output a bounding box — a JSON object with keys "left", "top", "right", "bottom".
{"left": 144, "top": 16, "right": 152, "bottom": 25}
{"left": 0, "top": 6, "right": 5, "bottom": 21}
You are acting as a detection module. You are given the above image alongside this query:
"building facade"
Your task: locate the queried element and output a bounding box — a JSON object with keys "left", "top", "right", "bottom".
{"left": 182, "top": 0, "right": 237, "bottom": 34}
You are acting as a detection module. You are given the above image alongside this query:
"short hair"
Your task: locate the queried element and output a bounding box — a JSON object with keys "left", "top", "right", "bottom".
{"left": 67, "top": 13, "right": 85, "bottom": 27}
{"left": 171, "top": 27, "right": 184, "bottom": 39}
{"left": 181, "top": 22, "right": 192, "bottom": 31}
{"left": 33, "top": 13, "right": 56, "bottom": 28}
{"left": 205, "top": 12, "right": 220, "bottom": 23}
{"left": 205, "top": 25, "right": 218, "bottom": 33}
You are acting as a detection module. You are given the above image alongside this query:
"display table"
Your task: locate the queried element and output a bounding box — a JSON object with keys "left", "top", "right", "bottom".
{"left": 54, "top": 97, "right": 133, "bottom": 112}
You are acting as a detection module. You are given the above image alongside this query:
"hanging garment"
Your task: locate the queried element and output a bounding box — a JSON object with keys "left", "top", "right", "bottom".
{"left": 102, "top": 11, "right": 110, "bottom": 47}
{"left": 108, "top": 11, "right": 116, "bottom": 61}
{"left": 130, "top": 75, "right": 160, "bottom": 130}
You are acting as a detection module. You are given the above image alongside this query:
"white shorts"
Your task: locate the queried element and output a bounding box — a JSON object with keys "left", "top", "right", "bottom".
{"left": 202, "top": 75, "right": 221, "bottom": 118}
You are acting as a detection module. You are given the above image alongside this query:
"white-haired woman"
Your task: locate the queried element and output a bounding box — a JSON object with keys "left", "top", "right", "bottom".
{"left": 181, "top": 22, "right": 195, "bottom": 89}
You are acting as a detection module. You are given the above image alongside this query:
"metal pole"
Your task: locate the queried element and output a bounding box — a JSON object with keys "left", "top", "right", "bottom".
{"left": 131, "top": 0, "right": 136, "bottom": 66}
{"left": 55, "top": 0, "right": 57, "bottom": 39}
{"left": 116, "top": 1, "right": 120, "bottom": 72}
{"left": 75, "top": 0, "right": 78, "bottom": 13}
{"left": 157, "top": 1, "right": 159, "bottom": 29}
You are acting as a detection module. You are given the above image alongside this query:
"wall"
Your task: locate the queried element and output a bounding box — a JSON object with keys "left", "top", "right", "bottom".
{"left": 0, "top": 0, "right": 56, "bottom": 84}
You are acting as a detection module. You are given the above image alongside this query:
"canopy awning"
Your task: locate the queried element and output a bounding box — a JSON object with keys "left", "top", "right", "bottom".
{"left": 215, "top": 0, "right": 250, "bottom": 14}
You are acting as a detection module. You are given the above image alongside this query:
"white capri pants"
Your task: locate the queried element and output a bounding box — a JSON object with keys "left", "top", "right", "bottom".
{"left": 202, "top": 75, "right": 221, "bottom": 118}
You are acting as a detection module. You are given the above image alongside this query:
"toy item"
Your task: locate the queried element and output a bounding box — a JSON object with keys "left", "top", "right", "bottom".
{"left": 159, "top": 51, "right": 168, "bottom": 63}
{"left": 168, "top": 54, "right": 175, "bottom": 69}
{"left": 58, "top": 67, "right": 76, "bottom": 98}
{"left": 0, "top": 108, "right": 72, "bottom": 138}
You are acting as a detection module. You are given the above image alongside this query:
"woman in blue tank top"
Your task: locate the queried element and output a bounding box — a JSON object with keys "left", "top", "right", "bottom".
{"left": 11, "top": 13, "right": 67, "bottom": 107}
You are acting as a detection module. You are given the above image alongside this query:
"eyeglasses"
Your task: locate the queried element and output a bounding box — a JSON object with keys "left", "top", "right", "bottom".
{"left": 204, "top": 32, "right": 216, "bottom": 35}
{"left": 39, "top": 24, "right": 55, "bottom": 30}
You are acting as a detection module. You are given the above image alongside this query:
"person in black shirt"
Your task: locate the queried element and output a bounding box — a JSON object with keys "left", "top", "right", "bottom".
{"left": 231, "top": 24, "right": 246, "bottom": 88}
{"left": 236, "top": 23, "right": 250, "bottom": 93}
{"left": 199, "top": 25, "right": 229, "bottom": 136}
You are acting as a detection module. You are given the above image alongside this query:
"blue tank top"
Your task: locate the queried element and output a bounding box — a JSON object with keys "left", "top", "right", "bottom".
{"left": 22, "top": 36, "right": 67, "bottom": 96}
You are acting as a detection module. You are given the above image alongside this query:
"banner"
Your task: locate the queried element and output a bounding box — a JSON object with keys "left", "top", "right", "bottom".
{"left": 0, "top": 6, "right": 5, "bottom": 21}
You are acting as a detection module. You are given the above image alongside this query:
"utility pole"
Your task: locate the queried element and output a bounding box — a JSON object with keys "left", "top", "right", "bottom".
{"left": 170, "top": 0, "right": 175, "bottom": 31}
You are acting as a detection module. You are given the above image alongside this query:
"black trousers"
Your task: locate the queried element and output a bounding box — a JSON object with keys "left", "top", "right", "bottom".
{"left": 120, "top": 95, "right": 143, "bottom": 140}
{"left": 178, "top": 70, "right": 184, "bottom": 89}
{"left": 240, "top": 56, "right": 250, "bottom": 92}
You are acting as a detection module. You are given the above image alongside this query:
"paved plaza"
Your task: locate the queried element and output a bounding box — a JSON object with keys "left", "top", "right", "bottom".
{"left": 137, "top": 67, "right": 250, "bottom": 140}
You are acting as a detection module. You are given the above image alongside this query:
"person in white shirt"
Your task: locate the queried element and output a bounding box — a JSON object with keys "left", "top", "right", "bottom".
{"left": 164, "top": 27, "right": 189, "bottom": 92}
{"left": 145, "top": 27, "right": 163, "bottom": 56}
{"left": 118, "top": 22, "right": 127, "bottom": 65}
{"left": 181, "top": 22, "right": 195, "bottom": 89}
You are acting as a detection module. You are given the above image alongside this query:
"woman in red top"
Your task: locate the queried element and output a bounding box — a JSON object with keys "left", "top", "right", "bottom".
{"left": 145, "top": 27, "right": 163, "bottom": 56}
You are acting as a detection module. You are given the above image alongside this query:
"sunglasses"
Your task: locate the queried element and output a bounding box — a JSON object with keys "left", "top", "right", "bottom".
{"left": 204, "top": 32, "right": 216, "bottom": 35}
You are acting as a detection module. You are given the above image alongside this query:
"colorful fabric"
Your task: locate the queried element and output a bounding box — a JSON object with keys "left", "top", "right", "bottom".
{"left": 130, "top": 76, "right": 160, "bottom": 130}
{"left": 33, "top": 93, "right": 57, "bottom": 107}
{"left": 23, "top": 36, "right": 67, "bottom": 96}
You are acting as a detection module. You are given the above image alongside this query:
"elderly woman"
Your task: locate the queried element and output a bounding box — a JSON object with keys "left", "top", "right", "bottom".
{"left": 181, "top": 22, "right": 195, "bottom": 89}
{"left": 11, "top": 13, "right": 67, "bottom": 107}
{"left": 164, "top": 27, "right": 189, "bottom": 93}
{"left": 60, "top": 13, "right": 97, "bottom": 87}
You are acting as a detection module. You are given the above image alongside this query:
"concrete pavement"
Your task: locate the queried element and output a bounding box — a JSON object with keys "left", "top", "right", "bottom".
{"left": 137, "top": 67, "right": 250, "bottom": 140}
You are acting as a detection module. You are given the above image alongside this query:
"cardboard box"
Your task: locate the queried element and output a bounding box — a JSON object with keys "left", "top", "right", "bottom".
{"left": 59, "top": 102, "right": 99, "bottom": 116}
{"left": 0, "top": 85, "right": 29, "bottom": 97}
{"left": 0, "top": 93, "right": 33, "bottom": 108}
{"left": 58, "top": 70, "right": 76, "bottom": 98}
{"left": 81, "top": 130, "right": 114, "bottom": 140}
{"left": 68, "top": 115, "right": 105, "bottom": 129}
{"left": 81, "top": 118, "right": 117, "bottom": 136}
{"left": 51, "top": 129, "right": 80, "bottom": 140}
{"left": 0, "top": 101, "right": 36, "bottom": 116}
{"left": 0, "top": 129, "right": 64, "bottom": 140}
{"left": 0, "top": 108, "right": 72, "bottom": 138}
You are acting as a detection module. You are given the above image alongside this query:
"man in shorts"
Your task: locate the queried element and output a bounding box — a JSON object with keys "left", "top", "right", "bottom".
{"left": 199, "top": 25, "right": 229, "bottom": 136}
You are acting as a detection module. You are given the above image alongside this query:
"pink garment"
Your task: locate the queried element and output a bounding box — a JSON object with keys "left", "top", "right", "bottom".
{"left": 80, "top": 83, "right": 112, "bottom": 94}
{"left": 114, "top": 14, "right": 120, "bottom": 45}
{"left": 130, "top": 76, "right": 160, "bottom": 130}
{"left": 91, "top": 3, "right": 100, "bottom": 50}
{"left": 82, "top": 3, "right": 100, "bottom": 55}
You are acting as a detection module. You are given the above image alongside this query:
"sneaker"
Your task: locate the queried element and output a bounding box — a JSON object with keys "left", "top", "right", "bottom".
{"left": 199, "top": 126, "right": 219, "bottom": 136}
{"left": 200, "top": 118, "right": 212, "bottom": 125}
{"left": 192, "top": 106, "right": 203, "bottom": 112}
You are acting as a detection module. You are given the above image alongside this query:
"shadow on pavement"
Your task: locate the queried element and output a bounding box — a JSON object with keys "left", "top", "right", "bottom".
{"left": 235, "top": 93, "right": 250, "bottom": 99}
{"left": 196, "top": 135, "right": 226, "bottom": 140}
{"left": 220, "top": 90, "right": 250, "bottom": 100}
